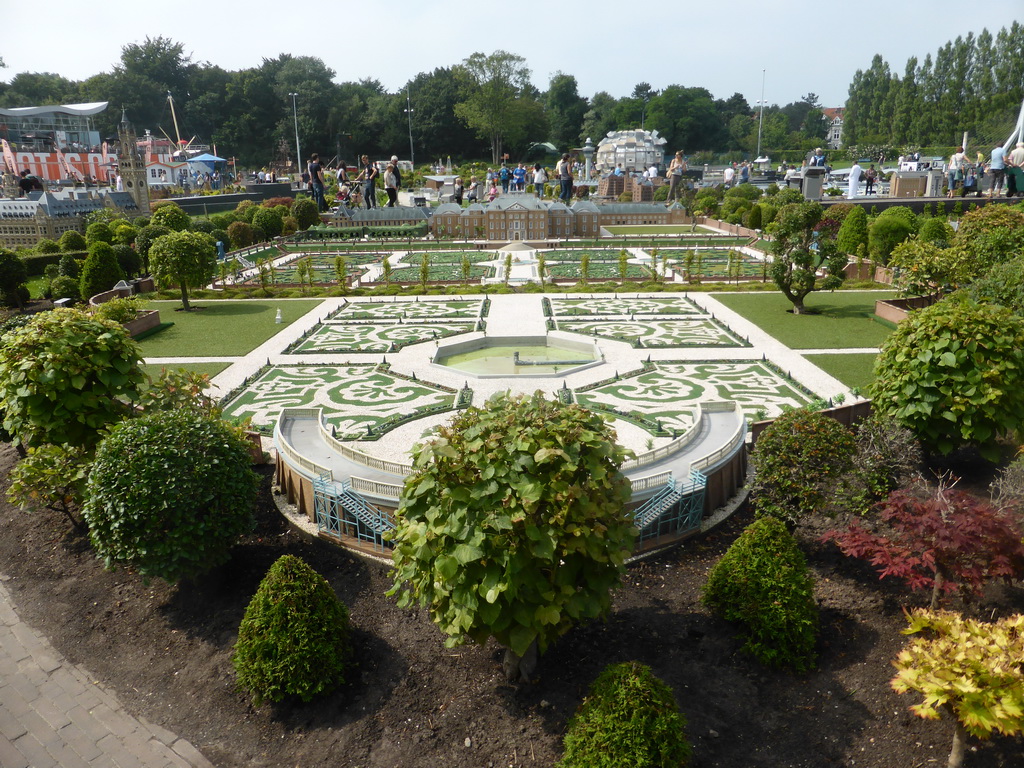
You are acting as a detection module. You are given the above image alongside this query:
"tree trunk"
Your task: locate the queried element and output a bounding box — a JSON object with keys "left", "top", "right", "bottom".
{"left": 930, "top": 568, "right": 945, "bottom": 609}
{"left": 792, "top": 298, "right": 806, "bottom": 314}
{"left": 502, "top": 640, "right": 538, "bottom": 684}
{"left": 179, "top": 283, "right": 191, "bottom": 311}
{"left": 947, "top": 717, "right": 967, "bottom": 768}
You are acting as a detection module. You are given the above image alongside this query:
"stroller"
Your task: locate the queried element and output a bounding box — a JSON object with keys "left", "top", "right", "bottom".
{"left": 335, "top": 183, "right": 362, "bottom": 209}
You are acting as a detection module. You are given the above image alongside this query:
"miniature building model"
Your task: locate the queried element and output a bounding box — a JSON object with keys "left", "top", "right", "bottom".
{"left": 116, "top": 111, "right": 151, "bottom": 214}
{"left": 0, "top": 189, "right": 141, "bottom": 248}
{"left": 595, "top": 129, "right": 668, "bottom": 173}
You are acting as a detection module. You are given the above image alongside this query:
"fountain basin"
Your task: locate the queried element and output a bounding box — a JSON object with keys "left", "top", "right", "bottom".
{"left": 432, "top": 335, "right": 602, "bottom": 378}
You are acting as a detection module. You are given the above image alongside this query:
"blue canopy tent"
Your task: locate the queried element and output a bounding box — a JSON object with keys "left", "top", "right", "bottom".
{"left": 185, "top": 152, "right": 227, "bottom": 175}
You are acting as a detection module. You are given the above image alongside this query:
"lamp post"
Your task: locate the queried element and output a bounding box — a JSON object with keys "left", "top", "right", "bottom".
{"left": 288, "top": 92, "right": 301, "bottom": 177}
{"left": 405, "top": 88, "right": 415, "bottom": 169}
{"left": 755, "top": 70, "right": 766, "bottom": 160}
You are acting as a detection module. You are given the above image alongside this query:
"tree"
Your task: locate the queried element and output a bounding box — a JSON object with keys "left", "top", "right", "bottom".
{"left": 870, "top": 296, "right": 1024, "bottom": 460}
{"left": 150, "top": 202, "right": 191, "bottom": 232}
{"left": 251, "top": 207, "right": 283, "bottom": 239}
{"left": 826, "top": 485, "right": 1024, "bottom": 608}
{"left": 59, "top": 230, "right": 86, "bottom": 252}
{"left": 703, "top": 516, "right": 819, "bottom": 672}
{"left": 134, "top": 224, "right": 170, "bottom": 270}
{"left": 545, "top": 73, "right": 588, "bottom": 151}
{"left": 558, "top": 661, "right": 691, "bottom": 768}
{"left": 226, "top": 221, "right": 254, "bottom": 250}
{"left": 83, "top": 410, "right": 257, "bottom": 583}
{"left": 0, "top": 249, "right": 28, "bottom": 311}
{"left": 388, "top": 392, "right": 635, "bottom": 681}
{"left": 454, "top": 51, "right": 536, "bottom": 164}
{"left": 79, "top": 242, "right": 125, "bottom": 300}
{"left": 768, "top": 202, "right": 847, "bottom": 314}
{"left": 85, "top": 221, "right": 114, "bottom": 246}
{"left": 233, "top": 555, "right": 352, "bottom": 706}
{"left": 148, "top": 230, "right": 217, "bottom": 310}
{"left": 291, "top": 197, "right": 319, "bottom": 230}
{"left": 0, "top": 309, "right": 144, "bottom": 448}
{"left": 6, "top": 443, "right": 92, "bottom": 529}
{"left": 891, "top": 609, "right": 1024, "bottom": 768}
{"left": 752, "top": 408, "right": 857, "bottom": 523}
{"left": 836, "top": 206, "right": 868, "bottom": 256}
{"left": 111, "top": 244, "right": 141, "bottom": 278}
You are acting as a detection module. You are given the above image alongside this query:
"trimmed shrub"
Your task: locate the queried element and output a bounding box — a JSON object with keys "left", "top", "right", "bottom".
{"left": 869, "top": 216, "right": 914, "bottom": 265}
{"left": 752, "top": 408, "right": 857, "bottom": 523}
{"left": 20, "top": 252, "right": 62, "bottom": 277}
{"left": 876, "top": 205, "right": 919, "bottom": 233}
{"left": 35, "top": 238, "right": 61, "bottom": 254}
{"left": 112, "top": 244, "right": 141, "bottom": 277}
{"left": 59, "top": 230, "right": 86, "bottom": 252}
{"left": 85, "top": 221, "right": 114, "bottom": 246}
{"left": 49, "top": 275, "right": 80, "bottom": 301}
{"left": 252, "top": 207, "right": 283, "bottom": 239}
{"left": 79, "top": 242, "right": 125, "bottom": 299}
{"left": 745, "top": 203, "right": 762, "bottom": 231}
{"left": 150, "top": 202, "right": 191, "bottom": 232}
{"left": 58, "top": 253, "right": 81, "bottom": 278}
{"left": 92, "top": 296, "right": 141, "bottom": 324}
{"left": 703, "top": 516, "right": 819, "bottom": 672}
{"left": 850, "top": 412, "right": 924, "bottom": 509}
{"left": 918, "top": 217, "right": 954, "bottom": 248}
{"left": 291, "top": 198, "right": 320, "bottom": 230}
{"left": 111, "top": 223, "right": 137, "bottom": 246}
{"left": 227, "top": 221, "right": 254, "bottom": 250}
{"left": 952, "top": 205, "right": 1024, "bottom": 271}
{"left": 233, "top": 555, "right": 352, "bottom": 706}
{"left": 83, "top": 411, "right": 257, "bottom": 583}
{"left": 870, "top": 295, "right": 1024, "bottom": 460}
{"left": 135, "top": 224, "right": 171, "bottom": 263}
{"left": 836, "top": 206, "right": 868, "bottom": 256}
{"left": 558, "top": 661, "right": 691, "bottom": 768}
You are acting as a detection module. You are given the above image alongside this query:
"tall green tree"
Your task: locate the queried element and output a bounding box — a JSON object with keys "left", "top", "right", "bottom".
{"left": 148, "top": 230, "right": 217, "bottom": 310}
{"left": 545, "top": 73, "right": 588, "bottom": 151}
{"left": 454, "top": 51, "right": 536, "bottom": 164}
{"left": 769, "top": 202, "right": 847, "bottom": 314}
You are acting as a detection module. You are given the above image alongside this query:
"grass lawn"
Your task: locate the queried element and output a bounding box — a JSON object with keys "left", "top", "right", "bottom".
{"left": 713, "top": 290, "right": 897, "bottom": 349}
{"left": 141, "top": 362, "right": 231, "bottom": 380}
{"left": 138, "top": 300, "right": 323, "bottom": 356}
{"left": 26, "top": 276, "right": 48, "bottom": 299}
{"left": 804, "top": 353, "right": 878, "bottom": 390}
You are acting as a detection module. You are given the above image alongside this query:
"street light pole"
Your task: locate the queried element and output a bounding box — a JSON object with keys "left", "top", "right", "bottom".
{"left": 756, "top": 70, "right": 766, "bottom": 160}
{"left": 288, "top": 92, "right": 301, "bottom": 177}
{"left": 405, "top": 88, "right": 415, "bottom": 169}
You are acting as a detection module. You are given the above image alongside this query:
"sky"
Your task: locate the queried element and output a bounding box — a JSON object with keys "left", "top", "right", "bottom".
{"left": 1, "top": 0, "right": 1019, "bottom": 109}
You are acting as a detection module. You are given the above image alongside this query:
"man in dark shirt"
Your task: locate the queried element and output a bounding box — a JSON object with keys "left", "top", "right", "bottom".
{"left": 308, "top": 153, "right": 326, "bottom": 211}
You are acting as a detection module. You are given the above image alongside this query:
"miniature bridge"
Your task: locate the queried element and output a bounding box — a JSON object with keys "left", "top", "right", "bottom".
{"left": 275, "top": 400, "right": 746, "bottom": 556}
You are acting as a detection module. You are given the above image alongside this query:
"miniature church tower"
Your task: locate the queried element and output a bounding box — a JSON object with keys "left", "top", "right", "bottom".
{"left": 116, "top": 110, "right": 150, "bottom": 214}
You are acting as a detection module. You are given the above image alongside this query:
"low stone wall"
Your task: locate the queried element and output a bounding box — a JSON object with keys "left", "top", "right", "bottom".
{"left": 88, "top": 277, "right": 156, "bottom": 306}
{"left": 122, "top": 309, "right": 161, "bottom": 338}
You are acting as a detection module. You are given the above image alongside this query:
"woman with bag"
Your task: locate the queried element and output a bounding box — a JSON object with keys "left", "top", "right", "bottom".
{"left": 667, "top": 151, "right": 686, "bottom": 203}
{"left": 947, "top": 146, "right": 966, "bottom": 198}
{"left": 384, "top": 163, "right": 399, "bottom": 207}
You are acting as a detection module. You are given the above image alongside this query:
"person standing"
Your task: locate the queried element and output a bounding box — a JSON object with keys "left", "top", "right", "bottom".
{"left": 847, "top": 160, "right": 863, "bottom": 199}
{"left": 946, "top": 146, "right": 966, "bottom": 198}
{"left": 532, "top": 163, "right": 547, "bottom": 198}
{"left": 499, "top": 163, "right": 511, "bottom": 193}
{"left": 384, "top": 163, "right": 399, "bottom": 207}
{"left": 864, "top": 164, "right": 877, "bottom": 195}
{"left": 513, "top": 163, "right": 527, "bottom": 192}
{"left": 453, "top": 177, "right": 464, "bottom": 205}
{"left": 308, "top": 153, "right": 326, "bottom": 210}
{"left": 466, "top": 175, "right": 479, "bottom": 203}
{"left": 739, "top": 161, "right": 749, "bottom": 185}
{"left": 336, "top": 161, "right": 350, "bottom": 188}
{"left": 558, "top": 153, "right": 573, "bottom": 203}
{"left": 356, "top": 155, "right": 379, "bottom": 209}
{"left": 723, "top": 165, "right": 735, "bottom": 189}
{"left": 390, "top": 155, "right": 402, "bottom": 191}
{"left": 667, "top": 151, "right": 686, "bottom": 203}
{"left": 989, "top": 144, "right": 1006, "bottom": 197}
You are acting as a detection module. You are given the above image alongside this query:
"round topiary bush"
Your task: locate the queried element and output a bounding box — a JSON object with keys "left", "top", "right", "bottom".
{"left": 233, "top": 554, "right": 352, "bottom": 706}
{"left": 751, "top": 408, "right": 856, "bottom": 523}
{"left": 49, "top": 275, "right": 80, "bottom": 301}
{"left": 558, "top": 661, "right": 691, "bottom": 768}
{"left": 83, "top": 411, "right": 257, "bottom": 582}
{"left": 870, "top": 295, "right": 1024, "bottom": 461}
{"left": 227, "top": 221, "right": 255, "bottom": 250}
{"left": 702, "top": 516, "right": 819, "bottom": 672}
{"left": 150, "top": 202, "right": 191, "bottom": 232}
{"left": 291, "top": 197, "right": 320, "bottom": 230}
{"left": 59, "top": 230, "right": 87, "bottom": 252}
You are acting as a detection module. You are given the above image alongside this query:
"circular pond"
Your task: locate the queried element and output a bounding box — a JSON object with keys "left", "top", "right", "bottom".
{"left": 432, "top": 336, "right": 601, "bottom": 377}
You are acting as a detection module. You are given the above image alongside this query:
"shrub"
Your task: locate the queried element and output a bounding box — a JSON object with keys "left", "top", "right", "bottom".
{"left": 91, "top": 296, "right": 141, "bottom": 324}
{"left": 209, "top": 212, "right": 236, "bottom": 229}
{"left": 952, "top": 205, "right": 1024, "bottom": 272}
{"left": 6, "top": 443, "right": 92, "bottom": 529}
{"left": 918, "top": 217, "right": 954, "bottom": 248}
{"left": 111, "top": 244, "right": 141, "bottom": 278}
{"left": 869, "top": 216, "right": 914, "bottom": 265}
{"left": 190, "top": 218, "right": 215, "bottom": 234}
{"left": 558, "top": 661, "right": 691, "bottom": 768}
{"left": 85, "top": 221, "right": 114, "bottom": 246}
{"left": 83, "top": 411, "right": 257, "bottom": 583}
{"left": 0, "top": 309, "right": 144, "bottom": 447}
{"left": 703, "top": 516, "right": 818, "bottom": 672}
{"left": 210, "top": 228, "right": 229, "bottom": 248}
{"left": 0, "top": 250, "right": 28, "bottom": 310}
{"left": 850, "top": 412, "right": 923, "bottom": 507}
{"left": 227, "top": 221, "right": 254, "bottom": 250}
{"left": 35, "top": 238, "right": 60, "bottom": 254}
{"left": 836, "top": 206, "right": 868, "bottom": 256}
{"left": 252, "top": 207, "right": 283, "bottom": 239}
{"left": 291, "top": 198, "right": 320, "bottom": 230}
{"left": 58, "top": 253, "right": 81, "bottom": 278}
{"left": 752, "top": 408, "right": 857, "bottom": 522}
{"left": 135, "top": 224, "right": 170, "bottom": 263}
{"left": 388, "top": 392, "right": 635, "bottom": 681}
{"left": 877, "top": 205, "right": 919, "bottom": 232}
{"left": 111, "top": 223, "right": 137, "bottom": 246}
{"left": 59, "top": 230, "right": 86, "bottom": 252}
{"left": 79, "top": 242, "right": 125, "bottom": 299}
{"left": 148, "top": 230, "right": 217, "bottom": 310}
{"left": 745, "top": 203, "right": 762, "bottom": 230}
{"left": 150, "top": 202, "right": 191, "bottom": 231}
{"left": 233, "top": 555, "right": 352, "bottom": 706}
{"left": 821, "top": 202, "right": 854, "bottom": 224}
{"left": 990, "top": 453, "right": 1024, "bottom": 510}
{"left": 281, "top": 215, "right": 298, "bottom": 236}
{"left": 870, "top": 296, "right": 1024, "bottom": 460}
{"left": 48, "top": 275, "right": 80, "bottom": 301}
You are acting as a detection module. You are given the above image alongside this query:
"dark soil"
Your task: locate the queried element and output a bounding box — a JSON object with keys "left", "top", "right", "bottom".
{"left": 0, "top": 441, "right": 1021, "bottom": 768}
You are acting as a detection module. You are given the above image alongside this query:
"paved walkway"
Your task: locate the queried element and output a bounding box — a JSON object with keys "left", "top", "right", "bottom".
{"left": 0, "top": 577, "right": 214, "bottom": 768}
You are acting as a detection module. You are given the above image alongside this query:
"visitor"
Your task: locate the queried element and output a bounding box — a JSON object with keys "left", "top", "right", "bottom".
{"left": 532, "top": 163, "right": 546, "bottom": 198}
{"left": 336, "top": 161, "right": 350, "bottom": 187}
{"left": 499, "top": 163, "right": 511, "bottom": 193}
{"left": 667, "top": 151, "right": 686, "bottom": 204}
{"left": 115, "top": 172, "right": 123, "bottom": 192}
{"left": 466, "top": 175, "right": 479, "bottom": 203}
{"left": 989, "top": 144, "right": 1006, "bottom": 197}
{"left": 864, "top": 164, "right": 877, "bottom": 195}
{"left": 384, "top": 163, "right": 399, "bottom": 207}
{"left": 946, "top": 146, "right": 966, "bottom": 198}
{"left": 390, "top": 155, "right": 402, "bottom": 191}
{"left": 557, "top": 152, "right": 574, "bottom": 203}
{"left": 355, "top": 155, "right": 378, "bottom": 209}
{"left": 613, "top": 164, "right": 624, "bottom": 176}
{"left": 513, "top": 163, "right": 527, "bottom": 192}
{"left": 453, "top": 177, "right": 464, "bottom": 205}
{"left": 847, "top": 160, "right": 863, "bottom": 199}
{"left": 809, "top": 147, "right": 827, "bottom": 167}
{"left": 488, "top": 178, "right": 499, "bottom": 202}
{"left": 308, "top": 153, "right": 326, "bottom": 211}
{"left": 739, "top": 162, "right": 749, "bottom": 185}
{"left": 723, "top": 165, "right": 735, "bottom": 189}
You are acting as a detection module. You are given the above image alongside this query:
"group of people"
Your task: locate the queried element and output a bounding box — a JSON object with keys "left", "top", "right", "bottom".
{"left": 952, "top": 142, "right": 1024, "bottom": 198}
{"left": 312, "top": 154, "right": 404, "bottom": 211}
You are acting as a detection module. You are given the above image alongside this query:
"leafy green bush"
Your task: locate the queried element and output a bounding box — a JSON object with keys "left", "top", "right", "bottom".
{"left": 79, "top": 242, "right": 125, "bottom": 299}
{"left": 876, "top": 205, "right": 919, "bottom": 233}
{"left": 91, "top": 296, "right": 141, "bottom": 324}
{"left": 252, "top": 207, "right": 283, "bottom": 239}
{"left": 703, "top": 516, "right": 818, "bottom": 672}
{"left": 850, "top": 412, "right": 923, "bottom": 509}
{"left": 918, "top": 217, "right": 954, "bottom": 248}
{"left": 233, "top": 554, "right": 352, "bottom": 706}
{"left": 952, "top": 205, "right": 1024, "bottom": 272}
{"left": 745, "top": 203, "right": 763, "bottom": 230}
{"left": 7, "top": 443, "right": 92, "bottom": 529}
{"left": 870, "top": 295, "right": 1024, "bottom": 460}
{"left": 558, "top": 661, "right": 691, "bottom": 768}
{"left": 83, "top": 411, "right": 257, "bottom": 583}
{"left": 0, "top": 309, "right": 144, "bottom": 447}
{"left": 291, "top": 198, "right": 320, "bottom": 230}
{"left": 190, "top": 218, "right": 216, "bottom": 234}
{"left": 135, "top": 224, "right": 170, "bottom": 263}
{"left": 752, "top": 408, "right": 856, "bottom": 523}
{"left": 35, "top": 238, "right": 61, "bottom": 254}
{"left": 48, "top": 275, "right": 80, "bottom": 301}
{"left": 112, "top": 244, "right": 141, "bottom": 277}
{"left": 111, "top": 223, "right": 137, "bottom": 246}
{"left": 150, "top": 202, "right": 191, "bottom": 232}
{"left": 58, "top": 253, "right": 81, "bottom": 278}
{"left": 59, "top": 230, "right": 87, "bottom": 252}
{"left": 227, "top": 221, "right": 254, "bottom": 250}
{"left": 836, "top": 206, "right": 868, "bottom": 256}
{"left": 85, "top": 221, "right": 114, "bottom": 246}
{"left": 869, "top": 216, "right": 914, "bottom": 265}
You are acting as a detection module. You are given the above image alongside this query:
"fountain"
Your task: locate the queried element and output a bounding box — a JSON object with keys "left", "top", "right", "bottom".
{"left": 432, "top": 335, "right": 601, "bottom": 377}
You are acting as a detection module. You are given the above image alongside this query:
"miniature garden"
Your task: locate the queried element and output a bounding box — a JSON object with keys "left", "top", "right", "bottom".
{"left": 0, "top": 196, "right": 1023, "bottom": 768}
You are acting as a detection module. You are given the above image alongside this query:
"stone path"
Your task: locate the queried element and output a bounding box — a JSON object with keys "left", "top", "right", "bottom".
{"left": 0, "top": 578, "right": 214, "bottom": 768}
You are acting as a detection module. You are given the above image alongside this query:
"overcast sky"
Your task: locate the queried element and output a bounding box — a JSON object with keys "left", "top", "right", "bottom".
{"left": 2, "top": 0, "right": 1018, "bottom": 108}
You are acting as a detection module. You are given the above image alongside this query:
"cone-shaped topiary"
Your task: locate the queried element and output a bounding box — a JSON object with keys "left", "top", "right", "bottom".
{"left": 703, "top": 516, "right": 818, "bottom": 672}
{"left": 233, "top": 554, "right": 352, "bottom": 706}
{"left": 558, "top": 661, "right": 691, "bottom": 768}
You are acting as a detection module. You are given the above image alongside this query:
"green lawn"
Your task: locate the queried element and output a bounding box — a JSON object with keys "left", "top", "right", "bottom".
{"left": 142, "top": 362, "right": 231, "bottom": 380}
{"left": 138, "top": 300, "right": 323, "bottom": 356}
{"left": 713, "top": 291, "right": 896, "bottom": 349}
{"left": 603, "top": 225, "right": 715, "bottom": 235}
{"left": 804, "top": 353, "right": 878, "bottom": 390}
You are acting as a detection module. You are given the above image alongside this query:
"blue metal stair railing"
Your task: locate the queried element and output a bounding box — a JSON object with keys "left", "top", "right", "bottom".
{"left": 312, "top": 474, "right": 395, "bottom": 552}
{"left": 633, "top": 470, "right": 708, "bottom": 544}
